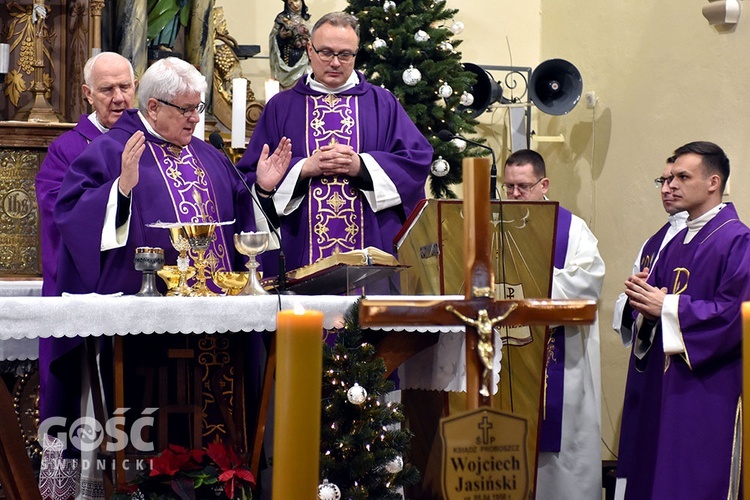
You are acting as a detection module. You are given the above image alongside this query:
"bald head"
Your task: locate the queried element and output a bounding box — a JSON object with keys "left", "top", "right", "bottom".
{"left": 82, "top": 52, "right": 136, "bottom": 128}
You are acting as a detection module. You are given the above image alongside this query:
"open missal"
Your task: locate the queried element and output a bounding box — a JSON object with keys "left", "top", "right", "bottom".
{"left": 261, "top": 247, "right": 408, "bottom": 295}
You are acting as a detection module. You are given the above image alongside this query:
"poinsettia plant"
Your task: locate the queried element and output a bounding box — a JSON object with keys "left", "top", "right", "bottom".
{"left": 113, "top": 442, "right": 255, "bottom": 500}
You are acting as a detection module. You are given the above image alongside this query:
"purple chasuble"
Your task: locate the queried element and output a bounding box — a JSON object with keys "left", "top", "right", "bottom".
{"left": 237, "top": 71, "right": 433, "bottom": 275}
{"left": 616, "top": 221, "right": 672, "bottom": 480}
{"left": 306, "top": 94, "right": 364, "bottom": 263}
{"left": 46, "top": 110, "right": 256, "bottom": 426}
{"left": 35, "top": 115, "right": 102, "bottom": 424}
{"left": 538, "top": 206, "right": 571, "bottom": 452}
{"left": 625, "top": 203, "right": 750, "bottom": 500}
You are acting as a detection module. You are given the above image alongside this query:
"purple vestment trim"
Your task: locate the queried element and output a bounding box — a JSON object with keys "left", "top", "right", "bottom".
{"left": 538, "top": 206, "right": 572, "bottom": 452}
{"left": 306, "top": 94, "right": 363, "bottom": 263}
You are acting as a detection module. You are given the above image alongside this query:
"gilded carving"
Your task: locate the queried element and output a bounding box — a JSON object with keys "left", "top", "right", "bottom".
{"left": 0, "top": 149, "right": 40, "bottom": 275}
{"left": 4, "top": 2, "right": 57, "bottom": 107}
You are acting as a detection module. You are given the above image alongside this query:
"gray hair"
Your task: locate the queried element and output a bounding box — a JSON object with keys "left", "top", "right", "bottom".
{"left": 312, "top": 12, "right": 360, "bottom": 39}
{"left": 137, "top": 57, "right": 207, "bottom": 113}
{"left": 83, "top": 52, "right": 135, "bottom": 87}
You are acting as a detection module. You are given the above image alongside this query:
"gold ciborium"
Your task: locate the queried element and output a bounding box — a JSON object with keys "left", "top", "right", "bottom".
{"left": 213, "top": 271, "right": 250, "bottom": 296}
{"left": 182, "top": 222, "right": 217, "bottom": 297}
{"left": 167, "top": 226, "right": 195, "bottom": 296}
{"left": 233, "top": 231, "right": 270, "bottom": 295}
{"left": 134, "top": 247, "right": 165, "bottom": 297}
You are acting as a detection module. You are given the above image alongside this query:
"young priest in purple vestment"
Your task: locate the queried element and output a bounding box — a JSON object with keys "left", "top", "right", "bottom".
{"left": 624, "top": 141, "right": 750, "bottom": 500}
{"left": 237, "top": 11, "right": 433, "bottom": 276}
{"left": 611, "top": 156, "right": 687, "bottom": 499}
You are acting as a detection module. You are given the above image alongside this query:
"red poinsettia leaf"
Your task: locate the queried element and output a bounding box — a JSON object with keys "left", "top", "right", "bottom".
{"left": 190, "top": 448, "right": 206, "bottom": 464}
{"left": 207, "top": 441, "right": 233, "bottom": 470}
{"left": 222, "top": 478, "right": 236, "bottom": 500}
{"left": 167, "top": 444, "right": 189, "bottom": 455}
{"left": 234, "top": 468, "right": 256, "bottom": 485}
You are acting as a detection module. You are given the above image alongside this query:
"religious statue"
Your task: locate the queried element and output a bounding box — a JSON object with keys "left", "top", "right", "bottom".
{"left": 269, "top": 0, "right": 310, "bottom": 89}
{"left": 147, "top": 0, "right": 188, "bottom": 54}
{"left": 446, "top": 305, "right": 516, "bottom": 397}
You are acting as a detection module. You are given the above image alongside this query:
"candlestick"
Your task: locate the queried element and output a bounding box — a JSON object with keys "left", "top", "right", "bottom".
{"left": 193, "top": 90, "right": 205, "bottom": 141}
{"left": 231, "top": 78, "right": 247, "bottom": 149}
{"left": 265, "top": 79, "right": 280, "bottom": 102}
{"left": 273, "top": 306, "right": 324, "bottom": 499}
{"left": 0, "top": 44, "right": 9, "bottom": 75}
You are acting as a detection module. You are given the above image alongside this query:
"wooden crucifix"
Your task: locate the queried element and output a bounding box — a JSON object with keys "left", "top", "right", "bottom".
{"left": 359, "top": 157, "right": 596, "bottom": 409}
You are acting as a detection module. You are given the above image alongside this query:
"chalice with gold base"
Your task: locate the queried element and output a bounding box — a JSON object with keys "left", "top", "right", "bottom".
{"left": 165, "top": 226, "right": 195, "bottom": 296}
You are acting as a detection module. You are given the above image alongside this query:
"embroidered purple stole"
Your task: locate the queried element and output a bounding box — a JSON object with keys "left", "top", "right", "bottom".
{"left": 149, "top": 142, "right": 232, "bottom": 272}
{"left": 306, "top": 93, "right": 364, "bottom": 264}
{"left": 538, "top": 206, "right": 572, "bottom": 452}
{"left": 640, "top": 222, "right": 672, "bottom": 272}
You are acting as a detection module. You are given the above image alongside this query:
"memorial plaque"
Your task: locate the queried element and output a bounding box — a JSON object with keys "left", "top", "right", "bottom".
{"left": 441, "top": 407, "right": 530, "bottom": 500}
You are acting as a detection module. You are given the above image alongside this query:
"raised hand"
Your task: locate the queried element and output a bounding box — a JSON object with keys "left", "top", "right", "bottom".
{"left": 118, "top": 131, "right": 145, "bottom": 196}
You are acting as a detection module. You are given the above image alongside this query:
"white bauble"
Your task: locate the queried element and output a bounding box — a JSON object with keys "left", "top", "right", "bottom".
{"left": 318, "top": 480, "right": 342, "bottom": 500}
{"left": 402, "top": 65, "right": 422, "bottom": 86}
{"left": 430, "top": 156, "right": 450, "bottom": 177}
{"left": 460, "top": 91, "right": 475, "bottom": 107}
{"left": 451, "top": 138, "right": 467, "bottom": 152}
{"left": 373, "top": 37, "right": 387, "bottom": 50}
{"left": 385, "top": 455, "right": 404, "bottom": 474}
{"left": 347, "top": 383, "right": 368, "bottom": 405}
{"left": 450, "top": 20, "right": 465, "bottom": 34}
{"left": 383, "top": 0, "right": 396, "bottom": 12}
{"left": 438, "top": 83, "right": 453, "bottom": 98}
{"left": 439, "top": 41, "right": 454, "bottom": 52}
{"left": 414, "top": 30, "right": 430, "bottom": 43}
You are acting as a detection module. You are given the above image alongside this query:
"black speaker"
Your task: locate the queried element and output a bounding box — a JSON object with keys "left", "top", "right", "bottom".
{"left": 458, "top": 63, "right": 503, "bottom": 118}
{"left": 529, "top": 59, "right": 583, "bottom": 116}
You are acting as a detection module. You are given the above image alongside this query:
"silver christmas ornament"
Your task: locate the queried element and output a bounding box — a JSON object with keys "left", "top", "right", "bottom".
{"left": 450, "top": 20, "right": 465, "bottom": 34}
{"left": 460, "top": 91, "right": 475, "bottom": 107}
{"left": 414, "top": 30, "right": 430, "bottom": 43}
{"left": 451, "top": 138, "right": 467, "bottom": 152}
{"left": 438, "top": 83, "right": 453, "bottom": 98}
{"left": 385, "top": 455, "right": 404, "bottom": 474}
{"left": 318, "top": 480, "right": 342, "bottom": 500}
{"left": 347, "top": 383, "right": 368, "bottom": 405}
{"left": 439, "top": 41, "right": 454, "bottom": 52}
{"left": 431, "top": 156, "right": 450, "bottom": 177}
{"left": 402, "top": 65, "right": 422, "bottom": 86}
{"left": 383, "top": 0, "right": 396, "bottom": 12}
{"left": 373, "top": 37, "right": 387, "bottom": 50}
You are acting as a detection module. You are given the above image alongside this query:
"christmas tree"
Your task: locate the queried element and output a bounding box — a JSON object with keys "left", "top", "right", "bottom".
{"left": 345, "top": 0, "right": 487, "bottom": 198}
{"left": 319, "top": 301, "right": 419, "bottom": 499}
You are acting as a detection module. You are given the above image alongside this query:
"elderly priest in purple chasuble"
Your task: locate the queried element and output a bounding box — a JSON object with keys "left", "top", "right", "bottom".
{"left": 237, "top": 12, "right": 433, "bottom": 275}
{"left": 44, "top": 56, "right": 290, "bottom": 458}
{"left": 623, "top": 142, "right": 750, "bottom": 500}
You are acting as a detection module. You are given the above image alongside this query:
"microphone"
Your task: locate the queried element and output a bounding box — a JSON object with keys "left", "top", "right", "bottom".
{"left": 208, "top": 132, "right": 292, "bottom": 294}
{"left": 437, "top": 130, "right": 498, "bottom": 200}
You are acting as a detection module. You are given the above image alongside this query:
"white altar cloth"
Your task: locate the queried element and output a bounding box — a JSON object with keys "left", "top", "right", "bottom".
{"left": 0, "top": 280, "right": 42, "bottom": 361}
{"left": 0, "top": 293, "right": 499, "bottom": 392}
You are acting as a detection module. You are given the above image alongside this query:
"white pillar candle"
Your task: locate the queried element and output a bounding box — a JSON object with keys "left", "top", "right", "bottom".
{"left": 265, "top": 79, "right": 280, "bottom": 102}
{"left": 231, "top": 78, "right": 247, "bottom": 149}
{"left": 193, "top": 91, "right": 206, "bottom": 141}
{"left": 0, "top": 44, "right": 10, "bottom": 74}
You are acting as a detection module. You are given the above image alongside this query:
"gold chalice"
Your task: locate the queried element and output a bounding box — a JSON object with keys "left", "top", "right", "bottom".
{"left": 182, "top": 222, "right": 217, "bottom": 297}
{"left": 213, "top": 271, "right": 250, "bottom": 296}
{"left": 233, "top": 231, "right": 270, "bottom": 295}
{"left": 158, "top": 265, "right": 197, "bottom": 296}
{"left": 167, "top": 226, "right": 195, "bottom": 296}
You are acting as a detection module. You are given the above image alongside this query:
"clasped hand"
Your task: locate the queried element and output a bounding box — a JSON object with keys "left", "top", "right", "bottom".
{"left": 623, "top": 268, "right": 667, "bottom": 320}
{"left": 302, "top": 143, "right": 361, "bottom": 178}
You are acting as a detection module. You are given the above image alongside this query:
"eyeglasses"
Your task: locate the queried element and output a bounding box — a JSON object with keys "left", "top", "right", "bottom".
{"left": 654, "top": 176, "right": 674, "bottom": 188}
{"left": 503, "top": 178, "right": 544, "bottom": 195}
{"left": 310, "top": 43, "right": 357, "bottom": 63}
{"left": 156, "top": 98, "right": 205, "bottom": 116}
